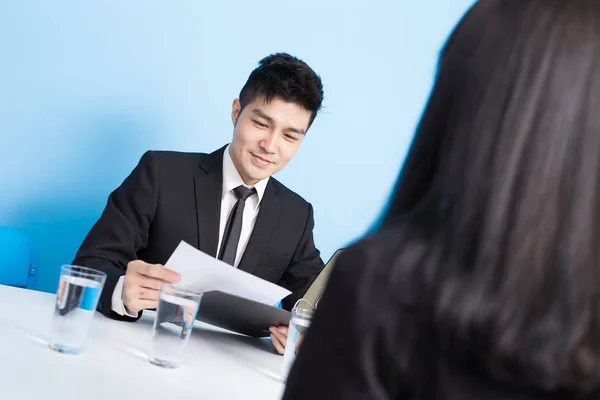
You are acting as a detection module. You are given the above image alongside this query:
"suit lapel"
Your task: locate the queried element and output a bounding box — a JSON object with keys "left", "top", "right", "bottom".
{"left": 194, "top": 146, "right": 226, "bottom": 257}
{"left": 237, "top": 180, "right": 281, "bottom": 275}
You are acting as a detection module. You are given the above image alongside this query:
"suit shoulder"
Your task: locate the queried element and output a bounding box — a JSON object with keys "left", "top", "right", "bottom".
{"left": 270, "top": 178, "right": 311, "bottom": 207}
{"left": 141, "top": 150, "right": 206, "bottom": 169}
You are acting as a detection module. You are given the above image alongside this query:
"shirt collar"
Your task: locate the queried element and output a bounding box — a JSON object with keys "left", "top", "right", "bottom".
{"left": 222, "top": 144, "right": 269, "bottom": 208}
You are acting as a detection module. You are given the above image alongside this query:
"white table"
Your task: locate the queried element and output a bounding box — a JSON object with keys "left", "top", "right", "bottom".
{"left": 0, "top": 285, "right": 285, "bottom": 399}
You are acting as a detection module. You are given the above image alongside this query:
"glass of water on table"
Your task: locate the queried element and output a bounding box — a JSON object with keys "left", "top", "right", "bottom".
{"left": 49, "top": 265, "right": 106, "bottom": 355}
{"left": 149, "top": 283, "right": 202, "bottom": 369}
{"left": 281, "top": 307, "right": 315, "bottom": 382}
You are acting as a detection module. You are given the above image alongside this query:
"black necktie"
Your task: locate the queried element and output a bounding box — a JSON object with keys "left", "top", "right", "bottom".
{"left": 218, "top": 185, "right": 257, "bottom": 266}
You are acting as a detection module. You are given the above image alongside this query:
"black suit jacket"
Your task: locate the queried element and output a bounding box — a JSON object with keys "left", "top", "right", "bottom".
{"left": 73, "top": 146, "right": 324, "bottom": 321}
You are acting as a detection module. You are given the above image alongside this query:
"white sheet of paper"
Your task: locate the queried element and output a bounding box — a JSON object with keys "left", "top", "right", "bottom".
{"left": 164, "top": 241, "right": 291, "bottom": 306}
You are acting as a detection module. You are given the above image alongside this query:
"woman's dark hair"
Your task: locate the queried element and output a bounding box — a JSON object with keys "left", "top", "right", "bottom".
{"left": 238, "top": 53, "right": 324, "bottom": 128}
{"left": 380, "top": 0, "right": 600, "bottom": 393}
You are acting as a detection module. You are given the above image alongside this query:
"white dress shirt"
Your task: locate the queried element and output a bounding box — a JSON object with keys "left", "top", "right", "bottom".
{"left": 111, "top": 145, "right": 269, "bottom": 317}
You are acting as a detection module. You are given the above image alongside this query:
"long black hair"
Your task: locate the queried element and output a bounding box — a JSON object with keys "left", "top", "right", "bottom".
{"left": 380, "top": 0, "right": 600, "bottom": 393}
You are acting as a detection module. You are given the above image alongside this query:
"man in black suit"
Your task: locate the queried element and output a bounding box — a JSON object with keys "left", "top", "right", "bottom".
{"left": 73, "top": 53, "right": 325, "bottom": 353}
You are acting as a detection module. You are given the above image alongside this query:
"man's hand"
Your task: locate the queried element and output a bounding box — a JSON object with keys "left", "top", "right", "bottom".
{"left": 122, "top": 260, "right": 181, "bottom": 315}
{"left": 269, "top": 325, "right": 288, "bottom": 354}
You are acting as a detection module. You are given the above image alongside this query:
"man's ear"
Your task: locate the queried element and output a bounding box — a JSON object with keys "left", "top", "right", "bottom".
{"left": 231, "top": 98, "right": 241, "bottom": 126}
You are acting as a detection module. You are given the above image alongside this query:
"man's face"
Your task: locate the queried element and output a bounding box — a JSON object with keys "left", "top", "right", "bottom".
{"left": 229, "top": 96, "right": 312, "bottom": 185}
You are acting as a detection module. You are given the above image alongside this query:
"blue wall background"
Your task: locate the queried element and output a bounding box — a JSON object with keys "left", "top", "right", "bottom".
{"left": 0, "top": 0, "right": 475, "bottom": 293}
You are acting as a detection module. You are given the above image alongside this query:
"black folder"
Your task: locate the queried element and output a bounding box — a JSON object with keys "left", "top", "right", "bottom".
{"left": 195, "top": 290, "right": 291, "bottom": 338}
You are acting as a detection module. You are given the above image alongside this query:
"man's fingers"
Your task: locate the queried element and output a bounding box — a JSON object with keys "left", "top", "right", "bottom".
{"left": 122, "top": 297, "right": 158, "bottom": 314}
{"left": 124, "top": 272, "right": 161, "bottom": 293}
{"left": 136, "top": 275, "right": 164, "bottom": 290}
{"left": 135, "top": 299, "right": 158, "bottom": 310}
{"left": 270, "top": 334, "right": 285, "bottom": 355}
{"left": 270, "top": 325, "right": 287, "bottom": 341}
{"left": 123, "top": 260, "right": 180, "bottom": 314}
{"left": 127, "top": 260, "right": 180, "bottom": 284}
{"left": 140, "top": 263, "right": 181, "bottom": 283}
{"left": 276, "top": 326, "right": 288, "bottom": 335}
{"left": 138, "top": 287, "right": 160, "bottom": 301}
{"left": 269, "top": 325, "right": 287, "bottom": 354}
{"left": 161, "top": 267, "right": 181, "bottom": 283}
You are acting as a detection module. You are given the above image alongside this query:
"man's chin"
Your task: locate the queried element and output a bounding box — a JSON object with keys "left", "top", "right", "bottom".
{"left": 249, "top": 174, "right": 270, "bottom": 182}
{"left": 240, "top": 168, "right": 269, "bottom": 184}
{"left": 246, "top": 165, "right": 274, "bottom": 181}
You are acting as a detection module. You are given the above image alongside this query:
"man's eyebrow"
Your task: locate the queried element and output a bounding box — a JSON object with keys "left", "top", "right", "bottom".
{"left": 285, "top": 126, "right": 306, "bottom": 135}
{"left": 251, "top": 109, "right": 274, "bottom": 123}
{"left": 252, "top": 108, "right": 306, "bottom": 135}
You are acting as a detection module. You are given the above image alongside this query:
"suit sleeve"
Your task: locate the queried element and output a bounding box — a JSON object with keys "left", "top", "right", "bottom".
{"left": 72, "top": 151, "right": 160, "bottom": 321}
{"left": 282, "top": 245, "right": 417, "bottom": 400}
{"left": 278, "top": 203, "right": 325, "bottom": 310}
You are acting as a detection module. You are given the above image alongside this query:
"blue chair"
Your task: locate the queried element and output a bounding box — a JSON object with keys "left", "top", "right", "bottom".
{"left": 0, "top": 227, "right": 38, "bottom": 289}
